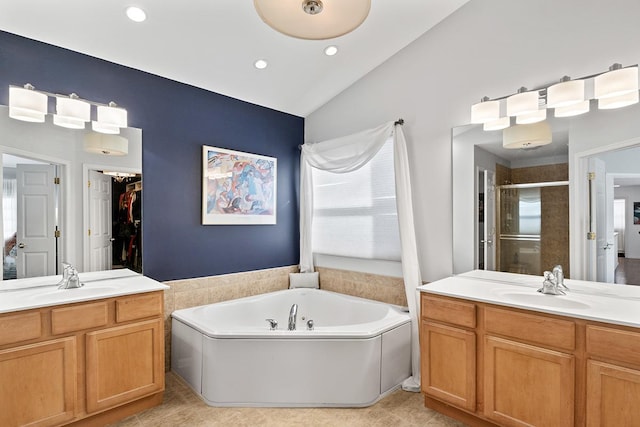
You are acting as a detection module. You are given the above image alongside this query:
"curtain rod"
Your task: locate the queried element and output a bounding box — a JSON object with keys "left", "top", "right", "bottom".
{"left": 298, "top": 118, "right": 404, "bottom": 150}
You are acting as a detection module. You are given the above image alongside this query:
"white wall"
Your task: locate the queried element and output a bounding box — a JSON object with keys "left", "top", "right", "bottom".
{"left": 305, "top": 0, "right": 640, "bottom": 282}
{"left": 0, "top": 106, "right": 142, "bottom": 273}
{"left": 614, "top": 186, "right": 640, "bottom": 258}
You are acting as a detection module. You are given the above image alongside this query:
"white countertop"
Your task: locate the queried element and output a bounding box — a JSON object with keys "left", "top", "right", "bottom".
{"left": 418, "top": 270, "right": 640, "bottom": 328}
{"left": 0, "top": 269, "right": 169, "bottom": 314}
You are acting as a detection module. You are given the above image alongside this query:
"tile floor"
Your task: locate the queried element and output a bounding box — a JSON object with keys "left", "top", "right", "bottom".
{"left": 110, "top": 373, "right": 467, "bottom": 427}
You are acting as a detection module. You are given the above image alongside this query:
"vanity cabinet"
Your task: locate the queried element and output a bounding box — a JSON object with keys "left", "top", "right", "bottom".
{"left": 420, "top": 292, "right": 640, "bottom": 427}
{"left": 0, "top": 291, "right": 165, "bottom": 427}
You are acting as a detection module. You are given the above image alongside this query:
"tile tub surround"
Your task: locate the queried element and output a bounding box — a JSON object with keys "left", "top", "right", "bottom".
{"left": 109, "top": 372, "right": 466, "bottom": 427}
{"left": 316, "top": 267, "right": 408, "bottom": 307}
{"left": 162, "top": 265, "right": 408, "bottom": 370}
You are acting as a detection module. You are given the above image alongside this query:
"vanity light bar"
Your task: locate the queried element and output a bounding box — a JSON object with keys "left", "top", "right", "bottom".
{"left": 470, "top": 63, "right": 639, "bottom": 132}
{"left": 8, "top": 84, "right": 128, "bottom": 134}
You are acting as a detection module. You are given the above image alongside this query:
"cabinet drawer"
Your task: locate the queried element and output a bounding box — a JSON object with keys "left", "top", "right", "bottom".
{"left": 116, "top": 292, "right": 163, "bottom": 323}
{"left": 485, "top": 307, "right": 575, "bottom": 351}
{"left": 587, "top": 325, "right": 640, "bottom": 367}
{"left": 0, "top": 311, "right": 41, "bottom": 346}
{"left": 52, "top": 302, "right": 108, "bottom": 335}
{"left": 421, "top": 294, "right": 476, "bottom": 328}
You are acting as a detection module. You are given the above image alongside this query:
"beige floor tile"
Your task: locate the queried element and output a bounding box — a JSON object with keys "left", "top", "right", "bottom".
{"left": 109, "top": 373, "right": 467, "bottom": 427}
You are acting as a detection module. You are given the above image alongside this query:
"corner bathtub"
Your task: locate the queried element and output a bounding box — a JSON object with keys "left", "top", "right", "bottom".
{"left": 171, "top": 288, "right": 411, "bottom": 407}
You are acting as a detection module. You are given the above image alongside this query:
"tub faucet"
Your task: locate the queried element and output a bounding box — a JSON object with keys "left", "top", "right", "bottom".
{"left": 57, "top": 263, "right": 84, "bottom": 289}
{"left": 288, "top": 304, "right": 298, "bottom": 330}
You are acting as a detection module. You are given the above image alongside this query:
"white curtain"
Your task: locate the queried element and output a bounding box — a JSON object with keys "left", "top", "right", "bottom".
{"left": 300, "top": 121, "right": 423, "bottom": 391}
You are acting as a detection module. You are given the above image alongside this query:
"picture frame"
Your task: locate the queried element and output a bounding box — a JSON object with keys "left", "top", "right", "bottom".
{"left": 634, "top": 202, "right": 640, "bottom": 225}
{"left": 202, "top": 145, "right": 277, "bottom": 225}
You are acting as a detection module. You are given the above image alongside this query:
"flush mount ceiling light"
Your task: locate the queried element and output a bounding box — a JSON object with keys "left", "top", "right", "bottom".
{"left": 84, "top": 133, "right": 128, "bottom": 156}
{"left": 254, "top": 0, "right": 371, "bottom": 40}
{"left": 254, "top": 59, "right": 268, "bottom": 69}
{"left": 126, "top": 6, "right": 147, "bottom": 22}
{"left": 9, "top": 84, "right": 48, "bottom": 122}
{"left": 503, "top": 121, "right": 552, "bottom": 149}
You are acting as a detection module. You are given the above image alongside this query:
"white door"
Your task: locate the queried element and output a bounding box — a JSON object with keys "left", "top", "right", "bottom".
{"left": 484, "top": 170, "right": 496, "bottom": 271}
{"left": 16, "top": 164, "right": 57, "bottom": 278}
{"left": 589, "top": 158, "right": 614, "bottom": 282}
{"left": 603, "top": 174, "right": 616, "bottom": 282}
{"left": 88, "top": 170, "right": 112, "bottom": 272}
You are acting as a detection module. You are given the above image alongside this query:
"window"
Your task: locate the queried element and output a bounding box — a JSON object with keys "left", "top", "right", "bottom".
{"left": 311, "top": 139, "right": 400, "bottom": 261}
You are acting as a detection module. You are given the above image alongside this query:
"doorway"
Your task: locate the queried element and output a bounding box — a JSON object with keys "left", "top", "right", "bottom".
{"left": 2, "top": 154, "right": 62, "bottom": 280}
{"left": 85, "top": 169, "right": 142, "bottom": 274}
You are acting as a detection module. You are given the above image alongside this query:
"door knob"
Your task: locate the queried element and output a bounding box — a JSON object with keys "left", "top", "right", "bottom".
{"left": 17, "top": 242, "right": 26, "bottom": 249}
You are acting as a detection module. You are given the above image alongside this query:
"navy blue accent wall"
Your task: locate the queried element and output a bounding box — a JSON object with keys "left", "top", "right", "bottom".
{"left": 0, "top": 31, "right": 303, "bottom": 281}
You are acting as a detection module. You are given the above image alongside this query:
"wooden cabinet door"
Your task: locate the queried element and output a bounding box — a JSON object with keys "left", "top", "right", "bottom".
{"left": 421, "top": 321, "right": 476, "bottom": 411}
{"left": 484, "top": 336, "right": 574, "bottom": 427}
{"left": 86, "top": 318, "right": 164, "bottom": 413}
{"left": 586, "top": 360, "right": 640, "bottom": 427}
{"left": 0, "top": 337, "right": 76, "bottom": 427}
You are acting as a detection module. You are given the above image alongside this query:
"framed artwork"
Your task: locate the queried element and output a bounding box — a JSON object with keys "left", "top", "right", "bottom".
{"left": 634, "top": 202, "right": 640, "bottom": 225}
{"left": 202, "top": 145, "right": 277, "bottom": 225}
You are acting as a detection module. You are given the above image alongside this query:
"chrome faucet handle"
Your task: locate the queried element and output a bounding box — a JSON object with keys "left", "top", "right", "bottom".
{"left": 307, "top": 319, "right": 314, "bottom": 331}
{"left": 265, "top": 319, "right": 278, "bottom": 330}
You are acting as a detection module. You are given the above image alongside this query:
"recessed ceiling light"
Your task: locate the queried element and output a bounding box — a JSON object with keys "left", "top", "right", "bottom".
{"left": 254, "top": 59, "right": 268, "bottom": 70}
{"left": 324, "top": 45, "right": 338, "bottom": 56}
{"left": 126, "top": 6, "right": 147, "bottom": 22}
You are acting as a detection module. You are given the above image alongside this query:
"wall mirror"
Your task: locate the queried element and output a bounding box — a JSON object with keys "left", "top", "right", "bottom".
{"left": 453, "top": 101, "right": 640, "bottom": 285}
{"left": 0, "top": 105, "right": 142, "bottom": 280}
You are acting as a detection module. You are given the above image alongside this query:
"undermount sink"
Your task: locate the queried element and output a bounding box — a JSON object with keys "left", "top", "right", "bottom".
{"left": 497, "top": 291, "right": 591, "bottom": 310}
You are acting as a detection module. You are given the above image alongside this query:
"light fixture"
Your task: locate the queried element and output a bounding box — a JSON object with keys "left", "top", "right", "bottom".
{"left": 470, "top": 62, "right": 639, "bottom": 134}
{"left": 516, "top": 109, "right": 546, "bottom": 125}
{"left": 126, "top": 6, "right": 147, "bottom": 22}
{"left": 9, "top": 83, "right": 129, "bottom": 134}
{"left": 546, "top": 76, "right": 584, "bottom": 108}
{"left": 507, "top": 87, "right": 539, "bottom": 117}
{"left": 554, "top": 100, "right": 590, "bottom": 117}
{"left": 253, "top": 0, "right": 371, "bottom": 40}
{"left": 103, "top": 171, "right": 137, "bottom": 182}
{"left": 594, "top": 64, "right": 638, "bottom": 100}
{"left": 598, "top": 90, "right": 639, "bottom": 110}
{"left": 483, "top": 116, "right": 510, "bottom": 131}
{"left": 324, "top": 45, "right": 338, "bottom": 56}
{"left": 54, "top": 93, "right": 90, "bottom": 129}
{"left": 254, "top": 59, "right": 268, "bottom": 69}
{"left": 503, "top": 121, "right": 552, "bottom": 149}
{"left": 9, "top": 84, "right": 48, "bottom": 123}
{"left": 92, "top": 102, "right": 127, "bottom": 134}
{"left": 471, "top": 97, "right": 500, "bottom": 124}
{"left": 84, "top": 133, "right": 128, "bottom": 156}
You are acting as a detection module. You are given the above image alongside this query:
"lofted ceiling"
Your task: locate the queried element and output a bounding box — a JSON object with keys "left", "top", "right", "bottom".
{"left": 0, "top": 0, "right": 469, "bottom": 117}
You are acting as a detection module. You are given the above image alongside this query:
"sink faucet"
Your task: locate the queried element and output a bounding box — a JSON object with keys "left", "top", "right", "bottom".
{"left": 57, "top": 263, "right": 84, "bottom": 289}
{"left": 538, "top": 270, "right": 565, "bottom": 295}
{"left": 288, "top": 303, "right": 298, "bottom": 330}
{"left": 552, "top": 265, "right": 569, "bottom": 291}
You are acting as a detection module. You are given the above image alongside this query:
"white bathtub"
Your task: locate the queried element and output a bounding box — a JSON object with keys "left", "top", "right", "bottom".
{"left": 171, "top": 288, "right": 412, "bottom": 407}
